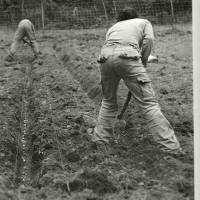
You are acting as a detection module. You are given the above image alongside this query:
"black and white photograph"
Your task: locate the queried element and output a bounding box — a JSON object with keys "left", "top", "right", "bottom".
{"left": 0, "top": 0, "right": 197, "bottom": 199}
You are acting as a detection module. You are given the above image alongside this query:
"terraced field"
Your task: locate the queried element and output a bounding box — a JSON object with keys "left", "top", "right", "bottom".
{"left": 0, "top": 25, "right": 193, "bottom": 200}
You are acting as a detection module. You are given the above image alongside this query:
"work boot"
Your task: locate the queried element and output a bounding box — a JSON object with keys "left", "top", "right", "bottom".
{"left": 162, "top": 148, "right": 187, "bottom": 160}
{"left": 87, "top": 128, "right": 110, "bottom": 154}
{"left": 169, "top": 148, "right": 186, "bottom": 157}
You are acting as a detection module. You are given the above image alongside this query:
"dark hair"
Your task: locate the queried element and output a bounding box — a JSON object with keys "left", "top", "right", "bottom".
{"left": 117, "top": 8, "right": 138, "bottom": 22}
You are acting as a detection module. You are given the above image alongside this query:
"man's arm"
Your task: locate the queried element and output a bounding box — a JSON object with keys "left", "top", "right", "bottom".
{"left": 141, "top": 20, "right": 154, "bottom": 67}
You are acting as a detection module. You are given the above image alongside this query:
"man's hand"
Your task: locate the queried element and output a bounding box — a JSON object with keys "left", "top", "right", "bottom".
{"left": 148, "top": 54, "right": 158, "bottom": 63}
{"left": 22, "top": 39, "right": 33, "bottom": 47}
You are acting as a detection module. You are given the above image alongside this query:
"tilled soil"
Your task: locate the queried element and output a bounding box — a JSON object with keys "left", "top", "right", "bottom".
{"left": 0, "top": 26, "right": 193, "bottom": 200}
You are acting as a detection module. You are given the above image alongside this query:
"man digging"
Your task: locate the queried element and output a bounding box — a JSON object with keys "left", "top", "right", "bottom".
{"left": 88, "top": 8, "right": 185, "bottom": 157}
{"left": 5, "top": 19, "right": 40, "bottom": 62}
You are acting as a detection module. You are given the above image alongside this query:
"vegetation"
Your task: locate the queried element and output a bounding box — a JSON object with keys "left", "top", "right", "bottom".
{"left": 0, "top": 0, "right": 192, "bottom": 29}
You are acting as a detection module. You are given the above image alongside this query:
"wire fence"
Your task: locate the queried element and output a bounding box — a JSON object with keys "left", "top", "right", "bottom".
{"left": 0, "top": 0, "right": 192, "bottom": 30}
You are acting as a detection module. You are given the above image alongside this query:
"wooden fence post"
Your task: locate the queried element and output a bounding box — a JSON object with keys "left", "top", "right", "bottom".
{"left": 169, "top": 0, "right": 175, "bottom": 29}
{"left": 101, "top": 0, "right": 108, "bottom": 26}
{"left": 113, "top": 0, "right": 117, "bottom": 18}
{"left": 21, "top": 0, "right": 24, "bottom": 18}
{"left": 41, "top": 0, "right": 45, "bottom": 29}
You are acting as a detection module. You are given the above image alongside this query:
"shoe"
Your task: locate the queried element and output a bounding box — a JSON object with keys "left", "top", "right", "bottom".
{"left": 163, "top": 148, "right": 186, "bottom": 159}
{"left": 87, "top": 127, "right": 111, "bottom": 153}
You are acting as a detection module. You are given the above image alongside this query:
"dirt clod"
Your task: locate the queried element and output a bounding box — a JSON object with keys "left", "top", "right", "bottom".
{"left": 66, "top": 151, "right": 81, "bottom": 162}
{"left": 69, "top": 169, "right": 117, "bottom": 194}
{"left": 62, "top": 54, "right": 70, "bottom": 62}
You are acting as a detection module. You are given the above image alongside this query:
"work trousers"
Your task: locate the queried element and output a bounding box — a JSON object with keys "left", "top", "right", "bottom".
{"left": 10, "top": 20, "right": 39, "bottom": 56}
{"left": 92, "top": 47, "right": 181, "bottom": 153}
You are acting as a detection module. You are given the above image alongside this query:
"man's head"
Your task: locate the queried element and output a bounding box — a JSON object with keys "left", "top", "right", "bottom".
{"left": 117, "top": 8, "right": 138, "bottom": 22}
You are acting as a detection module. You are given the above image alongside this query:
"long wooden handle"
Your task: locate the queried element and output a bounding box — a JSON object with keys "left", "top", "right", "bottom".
{"left": 117, "top": 91, "right": 132, "bottom": 120}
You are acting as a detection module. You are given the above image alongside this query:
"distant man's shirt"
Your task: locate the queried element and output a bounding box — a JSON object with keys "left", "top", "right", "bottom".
{"left": 9, "top": 19, "right": 39, "bottom": 56}
{"left": 14, "top": 19, "right": 36, "bottom": 41}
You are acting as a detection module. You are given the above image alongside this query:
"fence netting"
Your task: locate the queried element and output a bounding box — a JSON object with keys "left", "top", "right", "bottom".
{"left": 0, "top": 0, "right": 192, "bottom": 29}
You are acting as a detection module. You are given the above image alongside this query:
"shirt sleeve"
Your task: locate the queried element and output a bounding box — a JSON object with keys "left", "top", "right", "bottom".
{"left": 31, "top": 23, "right": 35, "bottom": 33}
{"left": 143, "top": 20, "right": 154, "bottom": 40}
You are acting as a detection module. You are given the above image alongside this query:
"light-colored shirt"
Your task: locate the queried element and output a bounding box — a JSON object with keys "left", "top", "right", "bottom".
{"left": 18, "top": 19, "right": 33, "bottom": 28}
{"left": 14, "top": 19, "right": 36, "bottom": 41}
{"left": 99, "top": 18, "right": 154, "bottom": 64}
{"left": 105, "top": 18, "right": 154, "bottom": 49}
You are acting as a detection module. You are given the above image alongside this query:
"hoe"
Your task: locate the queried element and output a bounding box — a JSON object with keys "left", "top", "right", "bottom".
{"left": 117, "top": 54, "right": 158, "bottom": 122}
